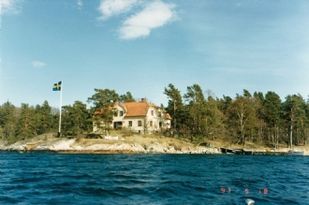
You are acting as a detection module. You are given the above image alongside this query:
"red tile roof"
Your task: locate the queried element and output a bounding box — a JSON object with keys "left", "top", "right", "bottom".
{"left": 94, "top": 101, "right": 171, "bottom": 120}
{"left": 123, "top": 102, "right": 149, "bottom": 117}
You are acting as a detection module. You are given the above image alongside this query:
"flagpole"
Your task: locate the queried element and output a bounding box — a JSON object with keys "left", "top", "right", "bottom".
{"left": 58, "top": 81, "right": 63, "bottom": 136}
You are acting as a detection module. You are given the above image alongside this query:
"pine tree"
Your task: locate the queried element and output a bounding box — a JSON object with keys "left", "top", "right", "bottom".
{"left": 0, "top": 101, "right": 17, "bottom": 141}
{"left": 204, "top": 97, "right": 226, "bottom": 140}
{"left": 184, "top": 84, "right": 206, "bottom": 138}
{"left": 88, "top": 88, "right": 120, "bottom": 109}
{"left": 16, "top": 104, "right": 37, "bottom": 140}
{"left": 34, "top": 100, "right": 53, "bottom": 135}
{"left": 164, "top": 84, "right": 187, "bottom": 136}
{"left": 119, "top": 91, "right": 135, "bottom": 102}
{"left": 263, "top": 91, "right": 281, "bottom": 147}
{"left": 282, "top": 95, "right": 307, "bottom": 147}
{"left": 62, "top": 101, "right": 91, "bottom": 136}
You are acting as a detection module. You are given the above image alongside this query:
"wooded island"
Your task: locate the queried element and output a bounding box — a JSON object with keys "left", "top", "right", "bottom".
{"left": 1, "top": 84, "right": 308, "bottom": 151}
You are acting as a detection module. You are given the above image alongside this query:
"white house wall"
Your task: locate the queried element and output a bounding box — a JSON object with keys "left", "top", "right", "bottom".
{"left": 145, "top": 106, "right": 161, "bottom": 132}
{"left": 94, "top": 104, "right": 171, "bottom": 133}
{"left": 113, "top": 105, "right": 125, "bottom": 122}
{"left": 123, "top": 117, "right": 145, "bottom": 133}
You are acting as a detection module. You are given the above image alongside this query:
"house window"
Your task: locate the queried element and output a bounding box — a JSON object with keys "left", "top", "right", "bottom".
{"left": 114, "top": 111, "right": 118, "bottom": 117}
{"left": 138, "top": 120, "right": 142, "bottom": 127}
{"left": 119, "top": 111, "right": 124, "bottom": 116}
{"left": 150, "top": 121, "right": 153, "bottom": 127}
{"left": 151, "top": 110, "right": 154, "bottom": 116}
{"left": 129, "top": 121, "right": 132, "bottom": 127}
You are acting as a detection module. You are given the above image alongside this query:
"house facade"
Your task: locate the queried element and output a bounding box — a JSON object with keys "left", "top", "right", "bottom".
{"left": 93, "top": 100, "right": 171, "bottom": 133}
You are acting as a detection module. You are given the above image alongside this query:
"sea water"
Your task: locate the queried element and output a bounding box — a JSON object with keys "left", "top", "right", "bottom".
{"left": 0, "top": 152, "right": 308, "bottom": 205}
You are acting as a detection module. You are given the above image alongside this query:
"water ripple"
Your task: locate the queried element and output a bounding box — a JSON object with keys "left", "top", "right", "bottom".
{"left": 0, "top": 152, "right": 308, "bottom": 205}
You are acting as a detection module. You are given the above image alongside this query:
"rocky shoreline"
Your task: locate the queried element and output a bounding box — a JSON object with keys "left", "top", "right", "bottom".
{"left": 0, "top": 135, "right": 221, "bottom": 154}
{"left": 1, "top": 134, "right": 308, "bottom": 155}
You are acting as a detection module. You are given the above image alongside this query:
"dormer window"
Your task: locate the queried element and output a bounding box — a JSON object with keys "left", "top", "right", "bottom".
{"left": 119, "top": 111, "right": 124, "bottom": 116}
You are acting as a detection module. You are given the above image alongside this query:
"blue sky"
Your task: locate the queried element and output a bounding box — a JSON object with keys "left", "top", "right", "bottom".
{"left": 1, "top": 0, "right": 308, "bottom": 107}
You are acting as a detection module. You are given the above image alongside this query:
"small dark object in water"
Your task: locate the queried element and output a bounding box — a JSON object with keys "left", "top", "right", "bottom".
{"left": 233, "top": 149, "right": 253, "bottom": 155}
{"left": 220, "top": 148, "right": 234, "bottom": 154}
{"left": 287, "top": 150, "right": 304, "bottom": 156}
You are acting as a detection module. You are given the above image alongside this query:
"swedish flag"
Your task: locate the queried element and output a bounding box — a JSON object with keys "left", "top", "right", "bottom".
{"left": 52, "top": 81, "right": 62, "bottom": 91}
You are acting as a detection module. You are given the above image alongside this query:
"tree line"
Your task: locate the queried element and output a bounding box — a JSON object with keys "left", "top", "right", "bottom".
{"left": 0, "top": 90, "right": 135, "bottom": 142}
{"left": 1, "top": 85, "right": 308, "bottom": 147}
{"left": 164, "top": 84, "right": 309, "bottom": 147}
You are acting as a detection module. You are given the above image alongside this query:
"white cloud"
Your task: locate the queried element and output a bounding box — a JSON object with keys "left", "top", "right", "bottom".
{"left": 0, "top": 0, "right": 22, "bottom": 16}
{"left": 32, "top": 60, "right": 47, "bottom": 68}
{"left": 77, "top": 0, "right": 83, "bottom": 10}
{"left": 98, "top": 0, "right": 139, "bottom": 20}
{"left": 119, "top": 1, "right": 175, "bottom": 40}
{"left": 0, "top": 0, "right": 14, "bottom": 15}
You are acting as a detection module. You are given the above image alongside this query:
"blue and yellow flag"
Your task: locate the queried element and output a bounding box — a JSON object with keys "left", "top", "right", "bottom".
{"left": 52, "top": 81, "right": 62, "bottom": 91}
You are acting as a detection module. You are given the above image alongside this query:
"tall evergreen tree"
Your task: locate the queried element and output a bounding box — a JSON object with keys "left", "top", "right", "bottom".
{"left": 203, "top": 97, "right": 226, "bottom": 140}
{"left": 305, "top": 98, "right": 309, "bottom": 144}
{"left": 164, "top": 84, "right": 187, "bottom": 135}
{"left": 88, "top": 88, "right": 119, "bottom": 109}
{"left": 263, "top": 91, "right": 281, "bottom": 147}
{"left": 62, "top": 101, "right": 91, "bottom": 136}
{"left": 16, "top": 104, "right": 37, "bottom": 140}
{"left": 184, "top": 84, "right": 206, "bottom": 138}
{"left": 119, "top": 91, "right": 135, "bottom": 102}
{"left": 218, "top": 95, "right": 232, "bottom": 115}
{"left": 34, "top": 100, "right": 53, "bottom": 135}
{"left": 282, "top": 94, "right": 307, "bottom": 147}
{"left": 0, "top": 102, "right": 17, "bottom": 141}
{"left": 88, "top": 89, "right": 120, "bottom": 134}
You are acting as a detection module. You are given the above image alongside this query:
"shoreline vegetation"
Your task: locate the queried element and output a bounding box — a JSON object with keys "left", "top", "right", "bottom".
{"left": 1, "top": 84, "right": 308, "bottom": 155}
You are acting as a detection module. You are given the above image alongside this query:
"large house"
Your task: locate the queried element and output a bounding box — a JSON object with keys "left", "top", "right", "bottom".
{"left": 93, "top": 99, "right": 171, "bottom": 133}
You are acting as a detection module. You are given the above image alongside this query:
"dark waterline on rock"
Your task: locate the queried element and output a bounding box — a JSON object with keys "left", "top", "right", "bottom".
{"left": 0, "top": 152, "right": 308, "bottom": 205}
